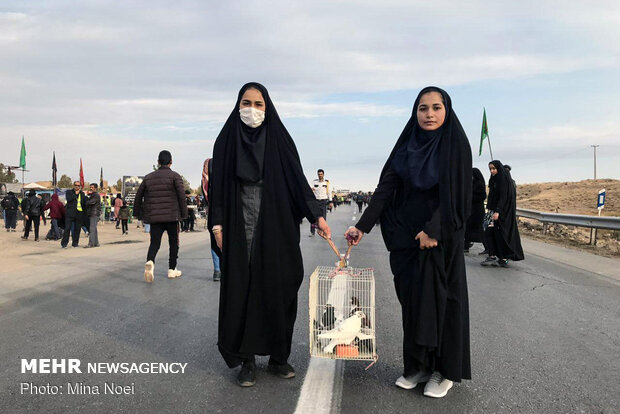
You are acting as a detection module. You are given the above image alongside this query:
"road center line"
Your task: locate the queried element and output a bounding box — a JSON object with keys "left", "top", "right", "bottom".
{"left": 294, "top": 358, "right": 344, "bottom": 414}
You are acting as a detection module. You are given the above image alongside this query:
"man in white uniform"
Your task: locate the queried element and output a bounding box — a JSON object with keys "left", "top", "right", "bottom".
{"left": 309, "top": 169, "right": 332, "bottom": 237}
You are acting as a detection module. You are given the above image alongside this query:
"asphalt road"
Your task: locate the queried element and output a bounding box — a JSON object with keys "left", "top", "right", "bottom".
{"left": 0, "top": 205, "right": 619, "bottom": 413}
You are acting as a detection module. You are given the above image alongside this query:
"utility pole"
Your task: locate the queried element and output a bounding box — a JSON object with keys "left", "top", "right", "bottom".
{"left": 591, "top": 145, "right": 599, "bottom": 180}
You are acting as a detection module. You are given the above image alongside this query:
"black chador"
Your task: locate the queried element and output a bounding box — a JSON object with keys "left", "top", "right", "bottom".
{"left": 465, "top": 168, "right": 487, "bottom": 245}
{"left": 356, "top": 87, "right": 472, "bottom": 382}
{"left": 486, "top": 160, "right": 524, "bottom": 261}
{"left": 210, "top": 83, "right": 323, "bottom": 368}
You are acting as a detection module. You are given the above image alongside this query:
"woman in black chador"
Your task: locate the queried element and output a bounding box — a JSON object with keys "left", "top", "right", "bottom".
{"left": 465, "top": 168, "right": 487, "bottom": 252}
{"left": 345, "top": 87, "right": 472, "bottom": 398}
{"left": 480, "top": 160, "right": 524, "bottom": 267}
{"left": 209, "top": 83, "right": 331, "bottom": 387}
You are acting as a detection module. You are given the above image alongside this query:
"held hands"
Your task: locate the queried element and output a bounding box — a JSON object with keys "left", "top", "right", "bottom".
{"left": 493, "top": 212, "right": 499, "bottom": 221}
{"left": 415, "top": 230, "right": 438, "bottom": 250}
{"left": 344, "top": 226, "right": 364, "bottom": 246}
{"left": 316, "top": 217, "right": 332, "bottom": 240}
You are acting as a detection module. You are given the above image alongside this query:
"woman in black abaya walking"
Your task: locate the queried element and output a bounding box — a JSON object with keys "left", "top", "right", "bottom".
{"left": 465, "top": 168, "right": 487, "bottom": 252}
{"left": 480, "top": 160, "right": 524, "bottom": 267}
{"left": 209, "top": 83, "right": 331, "bottom": 387}
{"left": 345, "top": 87, "right": 472, "bottom": 398}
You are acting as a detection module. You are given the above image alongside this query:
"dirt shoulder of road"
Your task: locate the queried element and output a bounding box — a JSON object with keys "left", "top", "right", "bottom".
{"left": 517, "top": 178, "right": 619, "bottom": 258}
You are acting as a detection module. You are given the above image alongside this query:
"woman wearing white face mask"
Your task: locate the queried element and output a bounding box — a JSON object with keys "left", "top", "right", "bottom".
{"left": 209, "top": 82, "right": 331, "bottom": 387}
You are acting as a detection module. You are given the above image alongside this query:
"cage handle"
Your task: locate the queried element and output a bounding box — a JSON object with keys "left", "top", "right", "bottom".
{"left": 345, "top": 243, "right": 354, "bottom": 260}
{"left": 318, "top": 233, "right": 342, "bottom": 261}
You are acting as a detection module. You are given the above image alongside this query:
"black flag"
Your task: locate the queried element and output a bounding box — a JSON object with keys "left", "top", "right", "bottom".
{"left": 52, "top": 151, "right": 57, "bottom": 187}
{"left": 100, "top": 167, "right": 104, "bottom": 190}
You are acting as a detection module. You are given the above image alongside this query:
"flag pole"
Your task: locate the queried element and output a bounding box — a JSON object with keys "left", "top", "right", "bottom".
{"left": 487, "top": 134, "right": 494, "bottom": 160}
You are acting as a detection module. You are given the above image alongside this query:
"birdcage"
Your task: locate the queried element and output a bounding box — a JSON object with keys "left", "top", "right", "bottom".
{"left": 309, "top": 265, "right": 376, "bottom": 361}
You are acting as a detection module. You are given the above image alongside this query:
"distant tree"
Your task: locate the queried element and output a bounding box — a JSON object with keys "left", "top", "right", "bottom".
{"left": 0, "top": 163, "right": 18, "bottom": 183}
{"left": 195, "top": 185, "right": 203, "bottom": 196}
{"left": 115, "top": 179, "right": 122, "bottom": 193}
{"left": 57, "top": 174, "right": 73, "bottom": 188}
{"left": 182, "top": 176, "right": 192, "bottom": 192}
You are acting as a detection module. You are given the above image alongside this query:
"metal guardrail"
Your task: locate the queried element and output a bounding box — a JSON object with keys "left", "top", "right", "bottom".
{"left": 516, "top": 208, "right": 620, "bottom": 231}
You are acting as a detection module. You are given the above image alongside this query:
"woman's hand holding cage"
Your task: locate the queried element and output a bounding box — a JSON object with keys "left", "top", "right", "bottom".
{"left": 316, "top": 217, "right": 332, "bottom": 240}
{"left": 344, "top": 226, "right": 364, "bottom": 246}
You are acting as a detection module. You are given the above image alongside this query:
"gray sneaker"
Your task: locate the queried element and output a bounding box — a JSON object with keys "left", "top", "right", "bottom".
{"left": 395, "top": 370, "right": 431, "bottom": 390}
{"left": 481, "top": 256, "right": 498, "bottom": 267}
{"left": 423, "top": 371, "right": 453, "bottom": 398}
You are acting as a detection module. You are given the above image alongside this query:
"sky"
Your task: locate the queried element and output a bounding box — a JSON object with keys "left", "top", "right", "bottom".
{"left": 1, "top": 0, "right": 619, "bottom": 191}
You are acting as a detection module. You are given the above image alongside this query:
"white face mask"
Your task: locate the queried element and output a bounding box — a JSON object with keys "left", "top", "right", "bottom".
{"left": 239, "top": 107, "right": 265, "bottom": 128}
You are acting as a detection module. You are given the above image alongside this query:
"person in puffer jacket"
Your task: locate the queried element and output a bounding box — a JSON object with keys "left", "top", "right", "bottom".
{"left": 133, "top": 150, "right": 188, "bottom": 282}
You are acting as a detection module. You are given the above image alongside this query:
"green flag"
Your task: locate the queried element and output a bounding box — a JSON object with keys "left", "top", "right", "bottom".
{"left": 19, "top": 136, "right": 26, "bottom": 169}
{"left": 479, "top": 108, "right": 488, "bottom": 156}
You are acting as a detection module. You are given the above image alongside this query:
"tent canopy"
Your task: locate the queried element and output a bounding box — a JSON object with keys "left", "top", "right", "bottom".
{"left": 23, "top": 182, "right": 47, "bottom": 189}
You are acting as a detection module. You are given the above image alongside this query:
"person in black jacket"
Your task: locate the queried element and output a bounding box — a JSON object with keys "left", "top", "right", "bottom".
{"left": 21, "top": 190, "right": 42, "bottom": 241}
{"left": 61, "top": 181, "right": 87, "bottom": 248}
{"left": 1, "top": 191, "right": 19, "bottom": 232}
{"left": 133, "top": 150, "right": 188, "bottom": 282}
{"left": 464, "top": 168, "right": 486, "bottom": 252}
{"left": 85, "top": 183, "right": 101, "bottom": 248}
{"left": 182, "top": 190, "right": 196, "bottom": 232}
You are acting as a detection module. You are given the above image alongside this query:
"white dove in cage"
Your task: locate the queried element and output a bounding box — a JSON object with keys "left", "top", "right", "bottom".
{"left": 317, "top": 310, "right": 374, "bottom": 353}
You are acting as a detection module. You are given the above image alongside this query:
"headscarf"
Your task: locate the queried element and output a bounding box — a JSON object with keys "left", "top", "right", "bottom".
{"left": 488, "top": 160, "right": 510, "bottom": 192}
{"left": 390, "top": 87, "right": 448, "bottom": 191}
{"left": 380, "top": 86, "right": 472, "bottom": 237}
{"left": 237, "top": 118, "right": 267, "bottom": 183}
{"left": 211, "top": 82, "right": 319, "bottom": 226}
{"left": 487, "top": 160, "right": 512, "bottom": 213}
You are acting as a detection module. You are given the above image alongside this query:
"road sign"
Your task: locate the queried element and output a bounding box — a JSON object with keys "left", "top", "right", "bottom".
{"left": 597, "top": 189, "right": 606, "bottom": 210}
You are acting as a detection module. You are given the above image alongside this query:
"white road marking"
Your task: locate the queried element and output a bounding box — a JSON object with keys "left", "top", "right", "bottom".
{"left": 294, "top": 358, "right": 344, "bottom": 414}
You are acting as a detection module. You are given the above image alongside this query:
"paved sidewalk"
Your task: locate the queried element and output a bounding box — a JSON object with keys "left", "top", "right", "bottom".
{"left": 522, "top": 237, "right": 620, "bottom": 283}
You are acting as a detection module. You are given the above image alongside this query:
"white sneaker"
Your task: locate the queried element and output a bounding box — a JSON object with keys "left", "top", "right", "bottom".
{"left": 395, "top": 370, "right": 431, "bottom": 390}
{"left": 423, "top": 371, "right": 453, "bottom": 398}
{"left": 168, "top": 268, "right": 182, "bottom": 279}
{"left": 144, "top": 260, "right": 154, "bottom": 283}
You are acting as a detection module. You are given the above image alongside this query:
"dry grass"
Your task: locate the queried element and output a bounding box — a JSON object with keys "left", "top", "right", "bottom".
{"left": 516, "top": 179, "right": 619, "bottom": 257}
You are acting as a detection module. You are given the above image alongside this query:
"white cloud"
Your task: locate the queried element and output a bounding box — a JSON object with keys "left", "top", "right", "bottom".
{"left": 0, "top": 1, "right": 618, "bottom": 188}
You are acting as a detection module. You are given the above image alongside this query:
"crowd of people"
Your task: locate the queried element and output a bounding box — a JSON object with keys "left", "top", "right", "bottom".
{"left": 0, "top": 180, "right": 207, "bottom": 248}
{"left": 1, "top": 82, "right": 527, "bottom": 400}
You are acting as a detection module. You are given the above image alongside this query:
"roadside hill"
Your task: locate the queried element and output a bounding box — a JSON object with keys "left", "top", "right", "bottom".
{"left": 517, "top": 179, "right": 619, "bottom": 216}
{"left": 514, "top": 179, "right": 619, "bottom": 257}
